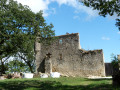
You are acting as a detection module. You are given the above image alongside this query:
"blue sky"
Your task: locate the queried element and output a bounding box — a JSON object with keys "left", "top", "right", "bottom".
{"left": 15, "top": 0, "right": 120, "bottom": 62}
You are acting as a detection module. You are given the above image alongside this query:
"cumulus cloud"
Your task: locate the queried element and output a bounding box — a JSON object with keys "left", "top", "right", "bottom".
{"left": 14, "top": 0, "right": 50, "bottom": 16}
{"left": 101, "top": 37, "right": 110, "bottom": 40}
{"left": 14, "top": 0, "right": 98, "bottom": 18}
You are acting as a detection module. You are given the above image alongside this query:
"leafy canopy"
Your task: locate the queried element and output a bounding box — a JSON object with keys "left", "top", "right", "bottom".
{"left": 0, "top": 0, "right": 55, "bottom": 58}
{"left": 0, "top": 0, "right": 55, "bottom": 73}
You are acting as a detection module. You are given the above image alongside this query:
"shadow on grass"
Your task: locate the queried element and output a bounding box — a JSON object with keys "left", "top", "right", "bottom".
{"left": 86, "top": 78, "right": 112, "bottom": 81}
{"left": 0, "top": 79, "right": 120, "bottom": 90}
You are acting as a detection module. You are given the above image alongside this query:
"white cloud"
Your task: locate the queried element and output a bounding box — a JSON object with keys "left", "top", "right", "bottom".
{"left": 117, "top": 31, "right": 120, "bottom": 34}
{"left": 49, "top": 8, "right": 56, "bottom": 14}
{"left": 101, "top": 37, "right": 110, "bottom": 40}
{"left": 14, "top": 0, "right": 98, "bottom": 18}
{"left": 73, "top": 16, "right": 80, "bottom": 20}
{"left": 52, "top": 0, "right": 98, "bottom": 19}
{"left": 51, "top": 0, "right": 69, "bottom": 5}
{"left": 14, "top": 0, "right": 50, "bottom": 16}
{"left": 44, "top": 7, "right": 56, "bottom": 17}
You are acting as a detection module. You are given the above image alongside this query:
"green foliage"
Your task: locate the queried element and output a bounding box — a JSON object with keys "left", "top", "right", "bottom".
{"left": 79, "top": 0, "right": 120, "bottom": 30}
{"left": 0, "top": 63, "right": 8, "bottom": 73}
{"left": 80, "top": 0, "right": 120, "bottom": 17}
{"left": 116, "top": 19, "right": 120, "bottom": 30}
{"left": 0, "top": 0, "right": 35, "bottom": 74}
{"left": 0, "top": 0, "right": 55, "bottom": 57}
{"left": 7, "top": 60, "right": 27, "bottom": 73}
{"left": 111, "top": 54, "right": 119, "bottom": 69}
{"left": 111, "top": 54, "right": 120, "bottom": 75}
{"left": 0, "top": 0, "right": 35, "bottom": 58}
{"left": 0, "top": 0, "right": 55, "bottom": 74}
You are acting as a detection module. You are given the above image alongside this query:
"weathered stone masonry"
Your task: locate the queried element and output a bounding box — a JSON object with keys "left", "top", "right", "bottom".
{"left": 36, "top": 33, "right": 105, "bottom": 77}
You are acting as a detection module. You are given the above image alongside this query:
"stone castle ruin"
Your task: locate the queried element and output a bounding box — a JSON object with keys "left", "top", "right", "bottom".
{"left": 36, "top": 33, "right": 105, "bottom": 77}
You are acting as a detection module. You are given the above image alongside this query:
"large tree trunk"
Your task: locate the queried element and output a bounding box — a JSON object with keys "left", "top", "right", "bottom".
{"left": 112, "top": 71, "right": 120, "bottom": 86}
{"left": 112, "top": 55, "right": 120, "bottom": 86}
{"left": 27, "top": 63, "right": 34, "bottom": 73}
{"left": 0, "top": 59, "right": 5, "bottom": 75}
{"left": 18, "top": 53, "right": 34, "bottom": 73}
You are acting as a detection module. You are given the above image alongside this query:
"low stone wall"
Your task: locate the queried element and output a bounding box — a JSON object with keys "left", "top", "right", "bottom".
{"left": 105, "top": 63, "right": 113, "bottom": 76}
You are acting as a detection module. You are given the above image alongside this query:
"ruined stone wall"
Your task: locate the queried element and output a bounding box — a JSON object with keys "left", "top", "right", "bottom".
{"left": 36, "top": 33, "right": 105, "bottom": 77}
{"left": 79, "top": 50, "right": 105, "bottom": 77}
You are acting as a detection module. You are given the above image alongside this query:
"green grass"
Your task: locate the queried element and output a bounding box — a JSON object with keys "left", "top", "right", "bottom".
{"left": 0, "top": 77, "right": 119, "bottom": 90}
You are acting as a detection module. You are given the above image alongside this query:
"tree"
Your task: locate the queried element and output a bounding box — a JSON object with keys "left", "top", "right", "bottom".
{"left": 16, "top": 10, "right": 55, "bottom": 73}
{"left": 0, "top": 0, "right": 35, "bottom": 74}
{"left": 111, "top": 54, "right": 119, "bottom": 74}
{"left": 6, "top": 58, "right": 34, "bottom": 73}
{"left": 0, "top": 56, "right": 10, "bottom": 75}
{"left": 7, "top": 59, "right": 27, "bottom": 73}
{"left": 0, "top": 0, "right": 55, "bottom": 74}
{"left": 79, "top": 0, "right": 120, "bottom": 30}
{"left": 110, "top": 54, "right": 120, "bottom": 85}
{"left": 0, "top": 0, "right": 34, "bottom": 56}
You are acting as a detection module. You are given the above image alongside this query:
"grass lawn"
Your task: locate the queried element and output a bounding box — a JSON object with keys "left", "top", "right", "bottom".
{"left": 0, "top": 77, "right": 119, "bottom": 90}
